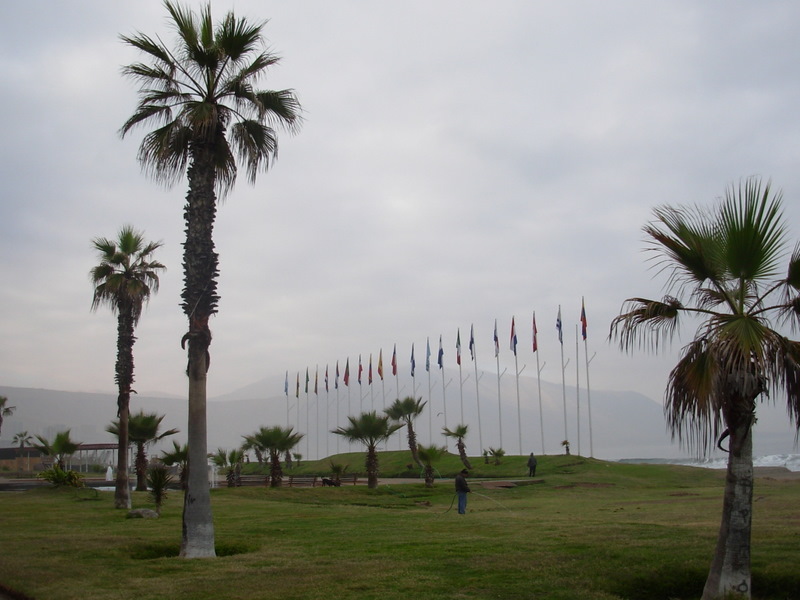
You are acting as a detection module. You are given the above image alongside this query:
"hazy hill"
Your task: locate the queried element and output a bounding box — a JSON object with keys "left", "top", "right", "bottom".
{"left": 2, "top": 369, "right": 797, "bottom": 461}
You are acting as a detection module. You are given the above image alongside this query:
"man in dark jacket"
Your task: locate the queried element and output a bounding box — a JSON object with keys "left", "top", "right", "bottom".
{"left": 527, "top": 452, "right": 538, "bottom": 477}
{"left": 455, "top": 469, "right": 470, "bottom": 514}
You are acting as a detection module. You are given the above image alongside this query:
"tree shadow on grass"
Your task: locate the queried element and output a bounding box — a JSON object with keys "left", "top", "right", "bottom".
{"left": 130, "top": 542, "right": 257, "bottom": 560}
{"left": 610, "top": 568, "right": 800, "bottom": 600}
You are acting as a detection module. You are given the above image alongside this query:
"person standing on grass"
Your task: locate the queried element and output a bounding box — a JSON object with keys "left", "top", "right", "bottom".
{"left": 455, "top": 469, "right": 471, "bottom": 514}
{"left": 527, "top": 452, "right": 538, "bottom": 477}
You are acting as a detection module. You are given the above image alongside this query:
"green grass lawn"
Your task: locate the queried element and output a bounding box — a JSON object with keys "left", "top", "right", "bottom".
{"left": 1, "top": 454, "right": 797, "bottom": 600}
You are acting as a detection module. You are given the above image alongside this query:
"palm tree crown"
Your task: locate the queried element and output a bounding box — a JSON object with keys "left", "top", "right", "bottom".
{"left": 0, "top": 396, "right": 14, "bottom": 437}
{"left": 610, "top": 177, "right": 800, "bottom": 600}
{"left": 333, "top": 411, "right": 402, "bottom": 489}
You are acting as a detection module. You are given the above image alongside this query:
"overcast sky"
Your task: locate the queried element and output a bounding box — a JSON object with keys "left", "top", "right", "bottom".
{"left": 2, "top": 1, "right": 800, "bottom": 427}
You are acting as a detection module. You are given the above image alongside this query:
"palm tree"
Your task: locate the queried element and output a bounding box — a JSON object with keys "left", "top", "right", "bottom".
{"left": 120, "top": 1, "right": 301, "bottom": 558}
{"left": 417, "top": 445, "right": 447, "bottom": 488}
{"left": 333, "top": 412, "right": 402, "bottom": 489}
{"left": 161, "top": 441, "right": 189, "bottom": 490}
{"left": 210, "top": 448, "right": 244, "bottom": 487}
{"left": 246, "top": 426, "right": 303, "bottom": 487}
{"left": 33, "top": 430, "right": 80, "bottom": 470}
{"left": 91, "top": 225, "right": 165, "bottom": 510}
{"left": 610, "top": 177, "right": 800, "bottom": 600}
{"left": 108, "top": 411, "right": 178, "bottom": 492}
{"left": 12, "top": 431, "right": 32, "bottom": 472}
{"left": 442, "top": 423, "right": 472, "bottom": 469}
{"left": 385, "top": 397, "right": 427, "bottom": 467}
{"left": 0, "top": 396, "right": 15, "bottom": 437}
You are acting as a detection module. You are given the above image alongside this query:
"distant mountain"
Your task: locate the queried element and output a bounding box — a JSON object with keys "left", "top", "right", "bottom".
{"left": 2, "top": 371, "right": 796, "bottom": 461}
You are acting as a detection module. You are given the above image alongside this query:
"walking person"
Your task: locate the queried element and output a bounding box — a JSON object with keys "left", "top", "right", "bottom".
{"left": 527, "top": 452, "right": 538, "bottom": 477}
{"left": 455, "top": 469, "right": 470, "bottom": 514}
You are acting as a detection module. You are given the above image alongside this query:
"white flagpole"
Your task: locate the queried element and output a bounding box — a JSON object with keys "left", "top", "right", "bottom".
{"left": 325, "top": 366, "right": 330, "bottom": 458}
{"left": 557, "top": 306, "right": 569, "bottom": 448}
{"left": 457, "top": 329, "right": 464, "bottom": 424}
{"left": 494, "top": 319, "right": 503, "bottom": 450}
{"left": 426, "top": 337, "right": 432, "bottom": 444}
{"left": 285, "top": 371, "right": 290, "bottom": 429}
{"left": 511, "top": 316, "right": 522, "bottom": 456}
{"left": 535, "top": 349, "right": 545, "bottom": 455}
{"left": 438, "top": 335, "right": 447, "bottom": 431}
{"left": 582, "top": 297, "right": 595, "bottom": 458}
{"left": 575, "top": 327, "right": 581, "bottom": 457}
{"left": 470, "top": 324, "right": 483, "bottom": 453}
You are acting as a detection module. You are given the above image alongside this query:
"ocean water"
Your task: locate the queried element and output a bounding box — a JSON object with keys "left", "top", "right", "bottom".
{"left": 620, "top": 454, "right": 800, "bottom": 472}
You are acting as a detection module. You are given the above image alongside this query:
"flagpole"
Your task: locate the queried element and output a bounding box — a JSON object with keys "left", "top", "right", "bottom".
{"left": 426, "top": 337, "right": 432, "bottom": 445}
{"left": 535, "top": 348, "right": 545, "bottom": 455}
{"left": 470, "top": 325, "right": 483, "bottom": 453}
{"left": 557, "top": 306, "right": 569, "bottom": 448}
{"left": 305, "top": 369, "right": 310, "bottom": 459}
{"left": 315, "top": 365, "right": 320, "bottom": 460}
{"left": 325, "top": 366, "right": 330, "bottom": 458}
{"left": 285, "top": 371, "right": 290, "bottom": 429}
{"left": 494, "top": 319, "right": 503, "bottom": 450}
{"left": 457, "top": 329, "right": 464, "bottom": 424}
{"left": 511, "top": 317, "right": 522, "bottom": 456}
{"left": 581, "top": 297, "right": 594, "bottom": 457}
{"left": 575, "top": 326, "right": 581, "bottom": 457}
{"left": 438, "top": 335, "right": 447, "bottom": 431}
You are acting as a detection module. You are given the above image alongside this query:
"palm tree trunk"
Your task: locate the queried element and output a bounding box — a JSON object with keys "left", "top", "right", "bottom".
{"left": 457, "top": 440, "right": 472, "bottom": 469}
{"left": 366, "top": 446, "right": 379, "bottom": 489}
{"left": 702, "top": 408, "right": 755, "bottom": 599}
{"left": 181, "top": 346, "right": 215, "bottom": 558}
{"left": 135, "top": 443, "right": 148, "bottom": 492}
{"left": 114, "top": 309, "right": 135, "bottom": 509}
{"left": 407, "top": 423, "right": 422, "bottom": 468}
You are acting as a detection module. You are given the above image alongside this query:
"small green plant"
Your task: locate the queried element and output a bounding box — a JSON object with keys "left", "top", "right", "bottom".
{"left": 147, "top": 463, "right": 173, "bottom": 514}
{"left": 329, "top": 460, "right": 349, "bottom": 484}
{"left": 38, "top": 466, "right": 84, "bottom": 488}
{"left": 488, "top": 447, "right": 505, "bottom": 465}
{"left": 561, "top": 440, "right": 571, "bottom": 455}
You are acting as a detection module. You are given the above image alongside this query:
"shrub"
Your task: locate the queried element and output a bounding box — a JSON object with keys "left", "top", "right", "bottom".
{"left": 38, "top": 466, "right": 84, "bottom": 487}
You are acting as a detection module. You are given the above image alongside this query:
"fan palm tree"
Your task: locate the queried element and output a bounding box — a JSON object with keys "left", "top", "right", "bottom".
{"left": 442, "top": 423, "right": 472, "bottom": 469}
{"left": 161, "top": 441, "right": 189, "bottom": 490}
{"left": 0, "top": 396, "right": 15, "bottom": 437}
{"left": 12, "top": 431, "right": 32, "bottom": 472}
{"left": 417, "top": 445, "right": 447, "bottom": 488}
{"left": 120, "top": 1, "right": 301, "bottom": 558}
{"left": 33, "top": 430, "right": 80, "bottom": 470}
{"left": 246, "top": 426, "right": 303, "bottom": 487}
{"left": 333, "top": 412, "right": 402, "bottom": 489}
{"left": 108, "top": 411, "right": 178, "bottom": 491}
{"left": 91, "top": 225, "right": 165, "bottom": 510}
{"left": 385, "top": 397, "right": 427, "bottom": 467}
{"left": 210, "top": 448, "right": 244, "bottom": 487}
{"left": 610, "top": 177, "right": 800, "bottom": 600}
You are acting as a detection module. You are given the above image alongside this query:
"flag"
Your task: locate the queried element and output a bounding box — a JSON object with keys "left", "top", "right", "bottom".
{"left": 295, "top": 372, "right": 299, "bottom": 398}
{"left": 378, "top": 349, "right": 384, "bottom": 380}
{"left": 368, "top": 354, "right": 373, "bottom": 385}
{"left": 437, "top": 335, "right": 444, "bottom": 369}
{"left": 426, "top": 337, "right": 431, "bottom": 372}
{"left": 391, "top": 344, "right": 397, "bottom": 376}
{"left": 510, "top": 317, "right": 517, "bottom": 356}
{"left": 358, "top": 355, "right": 363, "bottom": 385}
{"left": 344, "top": 358, "right": 350, "bottom": 387}
{"left": 325, "top": 365, "right": 329, "bottom": 393}
{"left": 314, "top": 367, "right": 318, "bottom": 395}
{"left": 305, "top": 368, "right": 309, "bottom": 393}
{"left": 493, "top": 319, "right": 500, "bottom": 357}
{"left": 469, "top": 324, "right": 475, "bottom": 361}
{"left": 556, "top": 306, "right": 563, "bottom": 344}
{"left": 532, "top": 312, "right": 538, "bottom": 353}
{"left": 410, "top": 344, "right": 416, "bottom": 377}
{"left": 581, "top": 297, "right": 588, "bottom": 341}
{"left": 284, "top": 371, "right": 288, "bottom": 396}
{"left": 456, "top": 329, "right": 462, "bottom": 365}
{"left": 335, "top": 361, "right": 340, "bottom": 390}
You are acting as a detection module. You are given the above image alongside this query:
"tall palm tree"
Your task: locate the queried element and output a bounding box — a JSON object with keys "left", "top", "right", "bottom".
{"left": 0, "top": 396, "right": 15, "bottom": 437}
{"left": 417, "top": 445, "right": 447, "bottom": 488}
{"left": 108, "top": 411, "right": 178, "bottom": 491}
{"left": 12, "top": 431, "right": 32, "bottom": 472}
{"left": 33, "top": 430, "right": 80, "bottom": 470}
{"left": 161, "top": 441, "right": 189, "bottom": 490}
{"left": 442, "top": 423, "right": 472, "bottom": 469}
{"left": 333, "top": 412, "right": 402, "bottom": 489}
{"left": 91, "top": 225, "right": 165, "bottom": 510}
{"left": 120, "top": 1, "right": 301, "bottom": 558}
{"left": 246, "top": 426, "right": 303, "bottom": 487}
{"left": 385, "top": 397, "right": 427, "bottom": 467}
{"left": 610, "top": 177, "right": 800, "bottom": 600}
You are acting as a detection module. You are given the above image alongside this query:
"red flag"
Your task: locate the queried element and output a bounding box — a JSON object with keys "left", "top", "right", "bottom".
{"left": 580, "top": 298, "right": 588, "bottom": 341}
{"left": 532, "top": 312, "right": 538, "bottom": 352}
{"left": 391, "top": 344, "right": 397, "bottom": 376}
{"left": 344, "top": 358, "right": 350, "bottom": 387}
{"left": 368, "top": 354, "right": 373, "bottom": 385}
{"left": 358, "top": 355, "right": 363, "bottom": 385}
{"left": 378, "top": 349, "right": 384, "bottom": 380}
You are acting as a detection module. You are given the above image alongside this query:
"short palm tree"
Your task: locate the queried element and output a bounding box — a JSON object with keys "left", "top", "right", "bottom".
{"left": 161, "top": 441, "right": 189, "bottom": 490}
{"left": 246, "top": 426, "right": 303, "bottom": 487}
{"left": 385, "top": 397, "right": 427, "bottom": 467}
{"left": 120, "top": 1, "right": 301, "bottom": 558}
{"left": 442, "top": 423, "right": 472, "bottom": 469}
{"left": 12, "top": 431, "right": 32, "bottom": 472}
{"left": 0, "top": 395, "right": 15, "bottom": 437}
{"left": 33, "top": 430, "right": 80, "bottom": 470}
{"left": 210, "top": 448, "right": 244, "bottom": 487}
{"left": 417, "top": 444, "right": 447, "bottom": 488}
{"left": 610, "top": 177, "right": 800, "bottom": 600}
{"left": 333, "top": 412, "right": 402, "bottom": 489}
{"left": 108, "top": 411, "right": 178, "bottom": 491}
{"left": 91, "top": 225, "right": 165, "bottom": 509}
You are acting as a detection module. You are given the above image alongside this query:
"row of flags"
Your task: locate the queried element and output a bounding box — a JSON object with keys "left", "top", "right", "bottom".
{"left": 285, "top": 299, "right": 589, "bottom": 398}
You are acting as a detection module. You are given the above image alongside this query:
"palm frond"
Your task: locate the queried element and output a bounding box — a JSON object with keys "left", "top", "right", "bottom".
{"left": 609, "top": 296, "right": 682, "bottom": 352}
